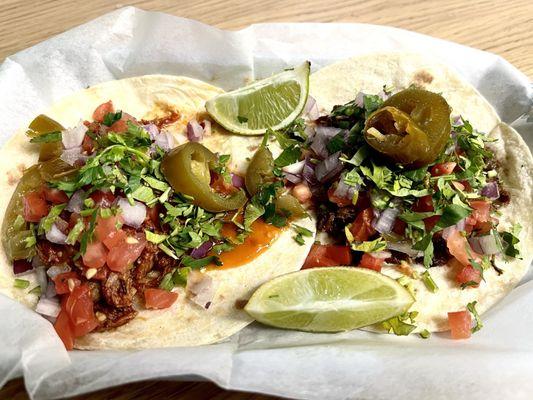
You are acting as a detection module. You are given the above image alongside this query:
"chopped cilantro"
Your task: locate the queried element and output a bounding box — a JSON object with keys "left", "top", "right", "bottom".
{"left": 467, "top": 301, "right": 483, "bottom": 333}
{"left": 500, "top": 223, "right": 521, "bottom": 258}
{"left": 421, "top": 270, "right": 438, "bottom": 293}
{"left": 274, "top": 145, "right": 301, "bottom": 167}
{"left": 103, "top": 110, "right": 123, "bottom": 127}
{"left": 351, "top": 237, "right": 387, "bottom": 253}
{"left": 181, "top": 255, "right": 221, "bottom": 269}
{"left": 14, "top": 279, "right": 30, "bottom": 289}
{"left": 419, "top": 329, "right": 431, "bottom": 339}
{"left": 145, "top": 230, "right": 168, "bottom": 244}
{"left": 159, "top": 273, "right": 175, "bottom": 291}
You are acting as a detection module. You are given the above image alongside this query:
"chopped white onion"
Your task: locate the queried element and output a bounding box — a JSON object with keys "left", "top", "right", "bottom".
{"left": 46, "top": 265, "right": 71, "bottom": 279}
{"left": 187, "top": 119, "right": 204, "bottom": 142}
{"left": 66, "top": 190, "right": 86, "bottom": 213}
{"left": 372, "top": 208, "right": 399, "bottom": 234}
{"left": 370, "top": 250, "right": 392, "bottom": 259}
{"left": 310, "top": 126, "right": 340, "bottom": 158}
{"left": 284, "top": 172, "right": 302, "bottom": 184}
{"left": 143, "top": 124, "right": 159, "bottom": 140}
{"left": 62, "top": 122, "right": 88, "bottom": 149}
{"left": 154, "top": 131, "right": 175, "bottom": 151}
{"left": 61, "top": 146, "right": 88, "bottom": 166}
{"left": 442, "top": 219, "right": 465, "bottom": 240}
{"left": 35, "top": 297, "right": 60, "bottom": 319}
{"left": 282, "top": 160, "right": 306, "bottom": 175}
{"left": 186, "top": 270, "right": 217, "bottom": 309}
{"left": 34, "top": 266, "right": 48, "bottom": 296}
{"left": 354, "top": 92, "right": 365, "bottom": 108}
{"left": 333, "top": 174, "right": 358, "bottom": 200}
{"left": 315, "top": 151, "right": 343, "bottom": 182}
{"left": 45, "top": 224, "right": 67, "bottom": 245}
{"left": 117, "top": 197, "right": 146, "bottom": 228}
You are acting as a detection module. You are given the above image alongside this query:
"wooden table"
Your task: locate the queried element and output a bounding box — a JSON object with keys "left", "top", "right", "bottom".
{"left": 0, "top": 1, "right": 531, "bottom": 399}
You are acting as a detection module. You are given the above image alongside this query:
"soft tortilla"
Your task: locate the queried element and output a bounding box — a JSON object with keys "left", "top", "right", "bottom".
{"left": 309, "top": 53, "right": 533, "bottom": 332}
{"left": 0, "top": 75, "right": 316, "bottom": 349}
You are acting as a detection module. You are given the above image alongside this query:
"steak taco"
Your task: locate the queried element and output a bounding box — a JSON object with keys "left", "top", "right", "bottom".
{"left": 252, "top": 53, "right": 532, "bottom": 337}
{"left": 0, "top": 75, "right": 315, "bottom": 349}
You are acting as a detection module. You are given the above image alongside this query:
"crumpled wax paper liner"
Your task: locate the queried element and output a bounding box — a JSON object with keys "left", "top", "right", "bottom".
{"left": 0, "top": 7, "right": 531, "bottom": 400}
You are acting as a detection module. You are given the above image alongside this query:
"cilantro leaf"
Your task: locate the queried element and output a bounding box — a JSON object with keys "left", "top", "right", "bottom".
{"left": 103, "top": 110, "right": 122, "bottom": 127}
{"left": 467, "top": 301, "right": 483, "bottom": 333}
{"left": 351, "top": 237, "right": 387, "bottom": 253}
{"left": 274, "top": 146, "right": 301, "bottom": 167}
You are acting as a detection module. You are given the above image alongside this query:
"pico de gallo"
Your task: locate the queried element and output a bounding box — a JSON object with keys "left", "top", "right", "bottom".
{"left": 275, "top": 86, "right": 522, "bottom": 339}
{"left": 4, "top": 102, "right": 309, "bottom": 350}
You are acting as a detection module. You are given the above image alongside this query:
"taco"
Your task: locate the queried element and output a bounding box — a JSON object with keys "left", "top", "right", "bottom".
{"left": 0, "top": 75, "right": 315, "bottom": 349}
{"left": 266, "top": 52, "right": 532, "bottom": 336}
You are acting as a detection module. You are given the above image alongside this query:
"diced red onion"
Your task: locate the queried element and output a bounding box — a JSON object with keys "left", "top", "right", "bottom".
{"left": 187, "top": 119, "right": 204, "bottom": 142}
{"left": 282, "top": 160, "right": 306, "bottom": 175}
{"left": 354, "top": 92, "right": 365, "bottom": 108}
{"left": 469, "top": 235, "right": 500, "bottom": 255}
{"left": 190, "top": 240, "right": 214, "bottom": 259}
{"left": 143, "top": 124, "right": 159, "bottom": 140}
{"left": 201, "top": 120, "right": 212, "bottom": 136}
{"left": 333, "top": 175, "right": 358, "bottom": 200}
{"left": 302, "top": 157, "right": 318, "bottom": 187}
{"left": 61, "top": 146, "right": 88, "bottom": 166}
{"left": 481, "top": 181, "right": 499, "bottom": 200}
{"left": 154, "top": 131, "right": 175, "bottom": 152}
{"left": 310, "top": 126, "right": 340, "bottom": 158}
{"left": 117, "top": 198, "right": 146, "bottom": 228}
{"left": 13, "top": 259, "right": 33, "bottom": 276}
{"left": 284, "top": 172, "right": 302, "bottom": 184}
{"left": 378, "top": 90, "right": 389, "bottom": 101}
{"left": 66, "top": 190, "right": 86, "bottom": 213}
{"left": 304, "top": 125, "right": 316, "bottom": 142}
{"left": 452, "top": 115, "right": 464, "bottom": 126}
{"left": 303, "top": 96, "right": 320, "bottom": 120}
{"left": 315, "top": 152, "right": 343, "bottom": 183}
{"left": 231, "top": 173, "right": 245, "bottom": 188}
{"left": 372, "top": 208, "right": 399, "bottom": 234}
{"left": 386, "top": 241, "right": 423, "bottom": 258}
{"left": 62, "top": 122, "right": 88, "bottom": 149}
{"left": 46, "top": 265, "right": 70, "bottom": 279}
{"left": 35, "top": 297, "right": 60, "bottom": 319}
{"left": 45, "top": 223, "right": 67, "bottom": 245}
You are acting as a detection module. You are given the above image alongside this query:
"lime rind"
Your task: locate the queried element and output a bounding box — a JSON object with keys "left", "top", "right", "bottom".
{"left": 244, "top": 267, "right": 415, "bottom": 332}
{"left": 205, "top": 62, "right": 310, "bottom": 135}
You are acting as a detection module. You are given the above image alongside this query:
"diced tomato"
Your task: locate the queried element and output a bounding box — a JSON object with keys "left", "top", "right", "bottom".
{"left": 470, "top": 200, "right": 491, "bottom": 223}
{"left": 106, "top": 232, "right": 147, "bottom": 273}
{"left": 54, "top": 309, "right": 74, "bottom": 350}
{"left": 455, "top": 265, "right": 481, "bottom": 288}
{"left": 448, "top": 310, "right": 472, "bottom": 339}
{"left": 95, "top": 214, "right": 123, "bottom": 243}
{"left": 22, "top": 191, "right": 49, "bottom": 222}
{"left": 446, "top": 229, "right": 481, "bottom": 267}
{"left": 211, "top": 174, "right": 238, "bottom": 195}
{"left": 474, "top": 220, "right": 493, "bottom": 235}
{"left": 292, "top": 183, "right": 312, "bottom": 203}
{"left": 64, "top": 284, "right": 98, "bottom": 337}
{"left": 53, "top": 272, "right": 81, "bottom": 295}
{"left": 349, "top": 208, "right": 376, "bottom": 242}
{"left": 392, "top": 219, "right": 407, "bottom": 235}
{"left": 424, "top": 215, "right": 441, "bottom": 231}
{"left": 90, "top": 190, "right": 116, "bottom": 208}
{"left": 430, "top": 162, "right": 456, "bottom": 177}
{"left": 302, "top": 244, "right": 352, "bottom": 269}
{"left": 144, "top": 288, "right": 179, "bottom": 309}
{"left": 42, "top": 186, "right": 68, "bottom": 204}
{"left": 413, "top": 195, "right": 434, "bottom": 212}
{"left": 81, "top": 134, "right": 94, "bottom": 153}
{"left": 82, "top": 242, "right": 108, "bottom": 269}
{"left": 92, "top": 100, "right": 114, "bottom": 122}
{"left": 103, "top": 229, "right": 127, "bottom": 250}
{"left": 109, "top": 112, "right": 137, "bottom": 133}
{"left": 358, "top": 253, "right": 384, "bottom": 272}
{"left": 327, "top": 186, "right": 352, "bottom": 207}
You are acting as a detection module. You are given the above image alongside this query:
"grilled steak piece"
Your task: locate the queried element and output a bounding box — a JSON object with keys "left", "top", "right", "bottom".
{"left": 102, "top": 271, "right": 135, "bottom": 308}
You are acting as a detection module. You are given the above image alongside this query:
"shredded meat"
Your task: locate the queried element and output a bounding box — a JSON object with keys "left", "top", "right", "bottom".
{"left": 385, "top": 250, "right": 411, "bottom": 265}
{"left": 133, "top": 241, "right": 158, "bottom": 290}
{"left": 94, "top": 304, "right": 138, "bottom": 331}
{"left": 316, "top": 205, "right": 358, "bottom": 240}
{"left": 36, "top": 240, "right": 75, "bottom": 267}
{"left": 102, "top": 271, "right": 135, "bottom": 308}
{"left": 140, "top": 111, "right": 180, "bottom": 130}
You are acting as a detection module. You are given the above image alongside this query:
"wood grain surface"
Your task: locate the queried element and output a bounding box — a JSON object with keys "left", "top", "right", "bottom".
{"left": 0, "top": 1, "right": 531, "bottom": 399}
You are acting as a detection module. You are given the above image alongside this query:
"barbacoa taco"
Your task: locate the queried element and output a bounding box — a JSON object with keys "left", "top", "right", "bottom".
{"left": 0, "top": 75, "right": 315, "bottom": 350}
{"left": 247, "top": 53, "right": 531, "bottom": 337}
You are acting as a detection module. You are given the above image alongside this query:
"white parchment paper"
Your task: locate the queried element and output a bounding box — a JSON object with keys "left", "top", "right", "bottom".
{"left": 0, "top": 7, "right": 532, "bottom": 400}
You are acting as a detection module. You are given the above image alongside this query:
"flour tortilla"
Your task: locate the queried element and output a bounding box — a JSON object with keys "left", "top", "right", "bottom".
{"left": 310, "top": 53, "right": 533, "bottom": 332}
{"left": 0, "top": 75, "right": 315, "bottom": 349}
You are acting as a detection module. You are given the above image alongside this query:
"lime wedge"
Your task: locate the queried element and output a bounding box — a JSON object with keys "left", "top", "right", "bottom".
{"left": 205, "top": 62, "right": 310, "bottom": 135}
{"left": 244, "top": 267, "right": 415, "bottom": 332}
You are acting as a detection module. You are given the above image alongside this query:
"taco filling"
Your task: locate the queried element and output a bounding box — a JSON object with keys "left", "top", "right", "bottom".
{"left": 275, "top": 86, "right": 523, "bottom": 337}
{"left": 3, "top": 100, "right": 310, "bottom": 349}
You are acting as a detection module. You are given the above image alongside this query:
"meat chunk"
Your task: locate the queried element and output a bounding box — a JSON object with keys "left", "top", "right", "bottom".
{"left": 316, "top": 205, "right": 358, "bottom": 239}
{"left": 36, "top": 240, "right": 75, "bottom": 267}
{"left": 94, "top": 304, "right": 138, "bottom": 331}
{"left": 102, "top": 271, "right": 135, "bottom": 308}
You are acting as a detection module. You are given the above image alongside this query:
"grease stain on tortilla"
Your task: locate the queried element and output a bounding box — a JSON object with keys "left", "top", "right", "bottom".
{"left": 413, "top": 70, "right": 434, "bottom": 85}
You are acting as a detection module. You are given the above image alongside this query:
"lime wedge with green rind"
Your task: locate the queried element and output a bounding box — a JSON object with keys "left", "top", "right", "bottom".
{"left": 205, "top": 62, "right": 310, "bottom": 135}
{"left": 244, "top": 267, "right": 415, "bottom": 332}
